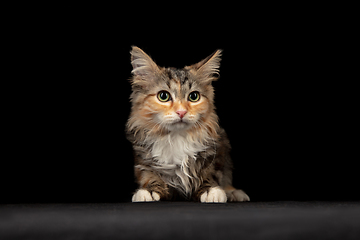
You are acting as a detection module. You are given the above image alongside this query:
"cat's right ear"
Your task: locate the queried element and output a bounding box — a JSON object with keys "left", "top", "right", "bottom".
{"left": 185, "top": 49, "right": 222, "bottom": 84}
{"left": 130, "top": 46, "right": 160, "bottom": 81}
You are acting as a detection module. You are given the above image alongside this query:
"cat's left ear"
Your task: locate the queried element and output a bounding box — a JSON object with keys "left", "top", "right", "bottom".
{"left": 186, "top": 49, "right": 222, "bottom": 84}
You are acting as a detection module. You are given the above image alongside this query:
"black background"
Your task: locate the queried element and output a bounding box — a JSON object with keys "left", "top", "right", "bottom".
{"left": 2, "top": 9, "right": 357, "bottom": 203}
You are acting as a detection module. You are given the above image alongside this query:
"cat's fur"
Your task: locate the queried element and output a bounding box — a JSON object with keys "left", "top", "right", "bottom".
{"left": 126, "top": 46, "right": 250, "bottom": 203}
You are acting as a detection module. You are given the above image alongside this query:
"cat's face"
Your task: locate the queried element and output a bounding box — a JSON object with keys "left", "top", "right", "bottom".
{"left": 128, "top": 47, "right": 221, "bottom": 135}
{"left": 136, "top": 68, "right": 211, "bottom": 132}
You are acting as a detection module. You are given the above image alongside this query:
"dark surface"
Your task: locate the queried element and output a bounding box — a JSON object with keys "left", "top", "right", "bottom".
{"left": 1, "top": 201, "right": 360, "bottom": 240}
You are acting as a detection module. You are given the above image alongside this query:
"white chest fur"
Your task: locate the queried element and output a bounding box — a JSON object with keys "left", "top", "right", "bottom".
{"left": 151, "top": 133, "right": 204, "bottom": 167}
{"left": 149, "top": 132, "right": 207, "bottom": 195}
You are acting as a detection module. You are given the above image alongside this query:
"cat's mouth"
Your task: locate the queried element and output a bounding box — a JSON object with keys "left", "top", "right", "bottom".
{"left": 174, "top": 119, "right": 187, "bottom": 124}
{"left": 171, "top": 119, "right": 190, "bottom": 126}
{"left": 165, "top": 118, "right": 193, "bottom": 131}
{"left": 167, "top": 120, "right": 190, "bottom": 131}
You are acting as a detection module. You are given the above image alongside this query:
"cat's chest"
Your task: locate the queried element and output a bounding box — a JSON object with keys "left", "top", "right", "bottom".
{"left": 150, "top": 133, "right": 206, "bottom": 168}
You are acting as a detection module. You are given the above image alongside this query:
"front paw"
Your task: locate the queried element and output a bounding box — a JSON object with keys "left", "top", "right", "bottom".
{"left": 132, "top": 189, "right": 160, "bottom": 202}
{"left": 200, "top": 186, "right": 227, "bottom": 203}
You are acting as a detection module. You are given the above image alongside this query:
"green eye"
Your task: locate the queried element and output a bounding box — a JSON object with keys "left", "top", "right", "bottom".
{"left": 188, "top": 91, "right": 200, "bottom": 102}
{"left": 157, "top": 91, "right": 171, "bottom": 102}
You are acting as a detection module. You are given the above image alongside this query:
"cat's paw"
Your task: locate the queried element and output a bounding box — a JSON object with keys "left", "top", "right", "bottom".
{"left": 226, "top": 189, "right": 250, "bottom": 202}
{"left": 200, "top": 186, "right": 227, "bottom": 203}
{"left": 132, "top": 189, "right": 160, "bottom": 202}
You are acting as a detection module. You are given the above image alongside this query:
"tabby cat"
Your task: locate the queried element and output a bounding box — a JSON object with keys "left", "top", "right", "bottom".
{"left": 126, "top": 46, "right": 250, "bottom": 203}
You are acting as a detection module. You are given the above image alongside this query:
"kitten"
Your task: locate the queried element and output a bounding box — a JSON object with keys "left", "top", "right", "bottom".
{"left": 126, "top": 46, "right": 250, "bottom": 203}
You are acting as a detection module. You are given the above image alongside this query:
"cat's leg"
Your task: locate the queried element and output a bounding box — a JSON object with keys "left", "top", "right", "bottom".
{"left": 220, "top": 162, "right": 250, "bottom": 202}
{"left": 216, "top": 130, "right": 250, "bottom": 202}
{"left": 196, "top": 166, "right": 250, "bottom": 203}
{"left": 194, "top": 156, "right": 228, "bottom": 202}
{"left": 132, "top": 168, "right": 169, "bottom": 202}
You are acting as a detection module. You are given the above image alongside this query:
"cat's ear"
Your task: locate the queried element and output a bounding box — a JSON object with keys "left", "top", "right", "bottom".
{"left": 130, "top": 46, "right": 160, "bottom": 79}
{"left": 186, "top": 50, "right": 222, "bottom": 84}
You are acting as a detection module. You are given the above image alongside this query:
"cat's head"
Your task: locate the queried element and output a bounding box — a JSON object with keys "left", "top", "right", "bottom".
{"left": 127, "top": 46, "right": 221, "bottom": 137}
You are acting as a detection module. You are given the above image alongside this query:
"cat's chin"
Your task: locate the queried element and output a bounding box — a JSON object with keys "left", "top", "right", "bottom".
{"left": 167, "top": 121, "right": 191, "bottom": 132}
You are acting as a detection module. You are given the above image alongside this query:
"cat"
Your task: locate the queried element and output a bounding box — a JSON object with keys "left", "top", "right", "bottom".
{"left": 126, "top": 46, "right": 250, "bottom": 203}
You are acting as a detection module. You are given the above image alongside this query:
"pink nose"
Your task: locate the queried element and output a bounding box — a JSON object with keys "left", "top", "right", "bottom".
{"left": 176, "top": 110, "right": 187, "bottom": 119}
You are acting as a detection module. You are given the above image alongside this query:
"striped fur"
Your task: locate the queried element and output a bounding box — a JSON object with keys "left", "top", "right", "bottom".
{"left": 126, "top": 46, "right": 249, "bottom": 203}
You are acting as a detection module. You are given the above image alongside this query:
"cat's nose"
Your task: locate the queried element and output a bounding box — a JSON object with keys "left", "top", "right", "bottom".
{"left": 176, "top": 110, "right": 187, "bottom": 119}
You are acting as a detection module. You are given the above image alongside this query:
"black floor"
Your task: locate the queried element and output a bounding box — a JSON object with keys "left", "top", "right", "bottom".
{"left": 1, "top": 201, "right": 360, "bottom": 240}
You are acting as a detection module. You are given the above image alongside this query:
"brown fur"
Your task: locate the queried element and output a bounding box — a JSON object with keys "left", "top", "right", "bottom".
{"left": 126, "top": 46, "right": 249, "bottom": 202}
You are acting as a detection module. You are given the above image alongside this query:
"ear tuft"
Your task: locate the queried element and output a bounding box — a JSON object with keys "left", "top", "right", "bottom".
{"left": 186, "top": 50, "right": 222, "bottom": 83}
{"left": 130, "top": 46, "right": 159, "bottom": 77}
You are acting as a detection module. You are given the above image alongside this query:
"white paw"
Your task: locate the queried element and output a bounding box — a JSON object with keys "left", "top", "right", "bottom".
{"left": 226, "top": 189, "right": 250, "bottom": 202}
{"left": 200, "top": 187, "right": 227, "bottom": 203}
{"left": 132, "top": 189, "right": 160, "bottom": 202}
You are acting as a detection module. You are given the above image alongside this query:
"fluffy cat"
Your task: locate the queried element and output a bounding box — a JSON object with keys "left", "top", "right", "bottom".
{"left": 126, "top": 46, "right": 250, "bottom": 203}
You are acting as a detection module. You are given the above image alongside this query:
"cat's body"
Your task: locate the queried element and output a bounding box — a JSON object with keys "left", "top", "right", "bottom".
{"left": 126, "top": 46, "right": 249, "bottom": 203}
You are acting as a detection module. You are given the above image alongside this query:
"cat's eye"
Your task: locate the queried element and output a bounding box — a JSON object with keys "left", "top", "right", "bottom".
{"left": 157, "top": 91, "right": 171, "bottom": 102}
{"left": 188, "top": 91, "right": 200, "bottom": 102}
